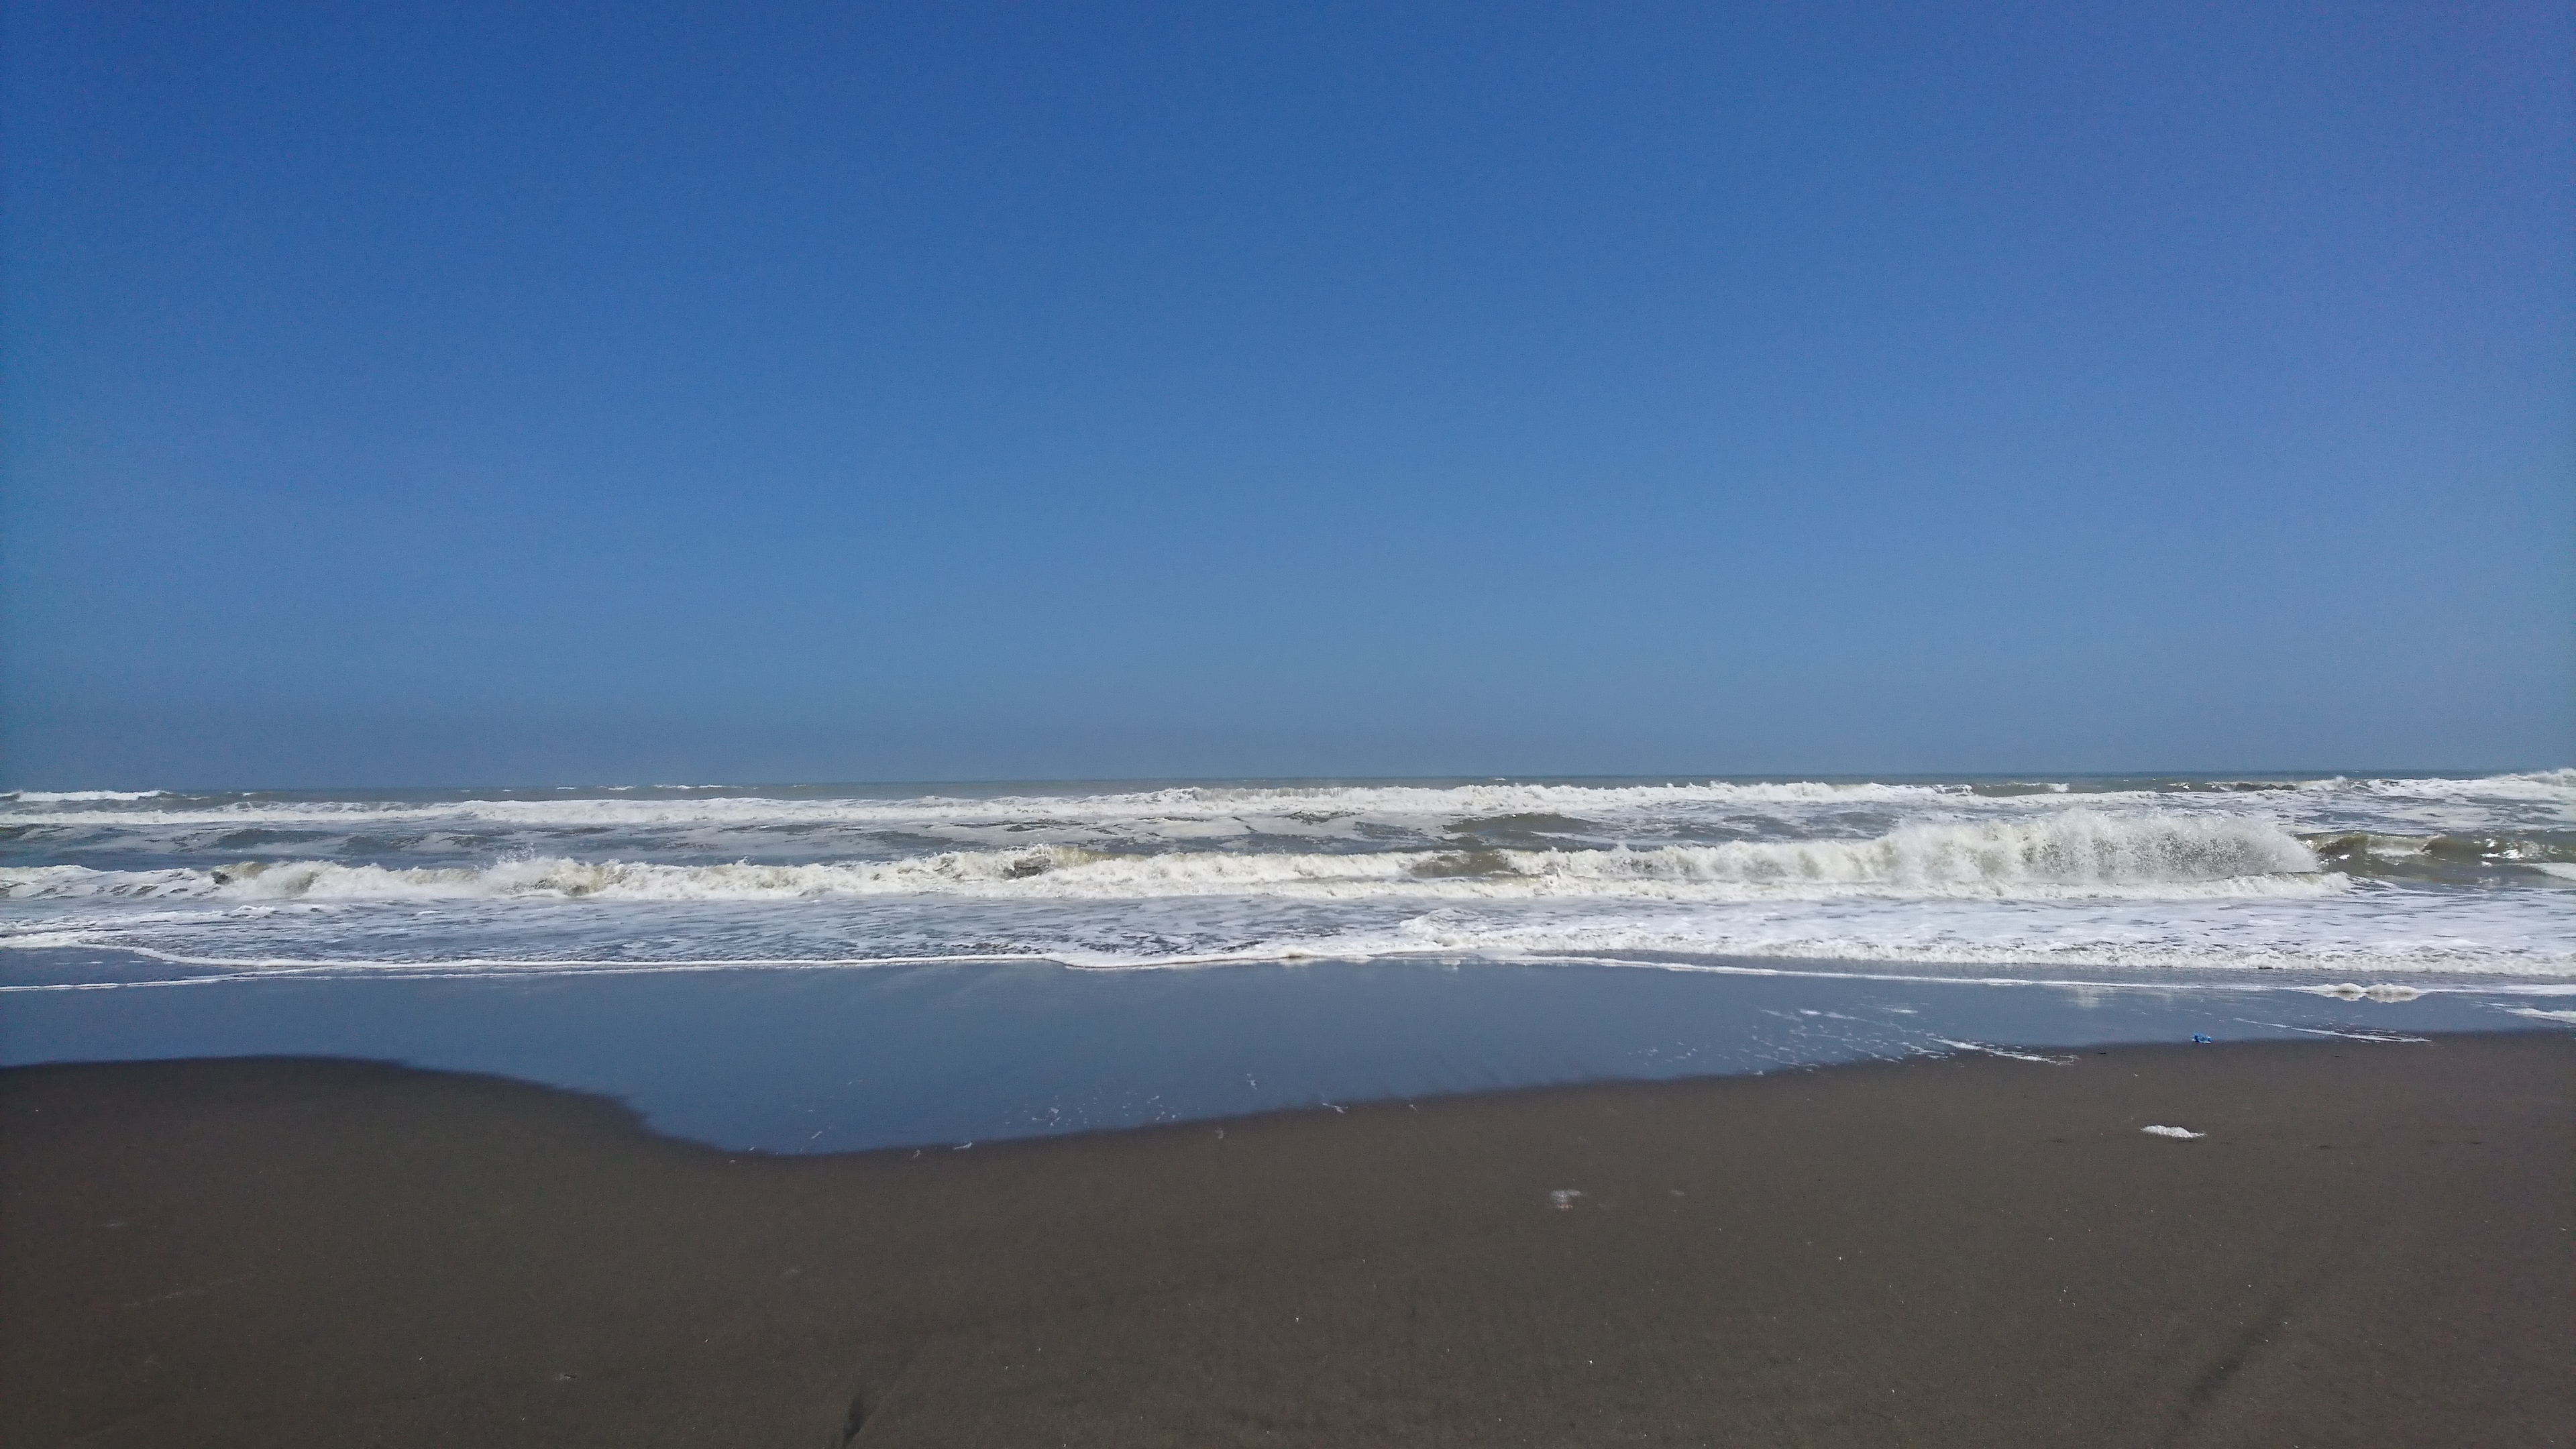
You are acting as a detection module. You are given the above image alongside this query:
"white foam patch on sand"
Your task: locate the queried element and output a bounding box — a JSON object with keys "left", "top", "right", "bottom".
{"left": 2140, "top": 1125, "right": 2206, "bottom": 1139}
{"left": 2238, "top": 1021, "right": 2430, "bottom": 1043}
{"left": 1930, "top": 1039, "right": 2070, "bottom": 1064}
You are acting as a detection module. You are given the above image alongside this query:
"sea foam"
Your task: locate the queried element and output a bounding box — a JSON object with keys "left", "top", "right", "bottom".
{"left": 4, "top": 771, "right": 2568, "bottom": 984}
{"left": 0, "top": 813, "right": 2326, "bottom": 904}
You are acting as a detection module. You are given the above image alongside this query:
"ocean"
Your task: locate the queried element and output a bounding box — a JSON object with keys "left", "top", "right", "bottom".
{"left": 5, "top": 771, "right": 2571, "bottom": 1148}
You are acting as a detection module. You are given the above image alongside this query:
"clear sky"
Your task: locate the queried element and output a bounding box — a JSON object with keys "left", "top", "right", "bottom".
{"left": 5, "top": 2, "right": 2570, "bottom": 788}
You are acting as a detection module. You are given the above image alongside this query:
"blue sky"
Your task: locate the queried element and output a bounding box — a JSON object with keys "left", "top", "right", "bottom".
{"left": 5, "top": 1, "right": 2569, "bottom": 787}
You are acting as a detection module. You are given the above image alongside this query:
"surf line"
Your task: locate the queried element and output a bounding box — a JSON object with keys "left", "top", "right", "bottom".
{"left": 0, "top": 945, "right": 1060, "bottom": 991}
{"left": 0, "top": 939, "right": 2534, "bottom": 999}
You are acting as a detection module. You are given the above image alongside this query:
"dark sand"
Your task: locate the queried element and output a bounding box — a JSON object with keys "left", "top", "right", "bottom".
{"left": 3, "top": 1036, "right": 2567, "bottom": 1448}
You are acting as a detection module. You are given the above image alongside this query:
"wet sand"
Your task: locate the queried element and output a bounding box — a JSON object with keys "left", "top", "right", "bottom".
{"left": 3, "top": 1034, "right": 2568, "bottom": 1447}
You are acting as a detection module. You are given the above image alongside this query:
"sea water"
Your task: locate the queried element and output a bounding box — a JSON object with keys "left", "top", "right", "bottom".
{"left": 3, "top": 772, "right": 2569, "bottom": 1149}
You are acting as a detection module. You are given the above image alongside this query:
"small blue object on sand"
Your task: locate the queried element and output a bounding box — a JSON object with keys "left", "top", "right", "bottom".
{"left": 2192, "top": 1034, "right": 2215, "bottom": 1044}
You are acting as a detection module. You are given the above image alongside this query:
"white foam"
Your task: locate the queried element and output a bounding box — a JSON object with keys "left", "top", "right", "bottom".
{"left": 1929, "top": 1039, "right": 2068, "bottom": 1064}
{"left": 0, "top": 778, "right": 1960, "bottom": 828}
{"left": 0, "top": 813, "right": 2328, "bottom": 906}
{"left": 0, "top": 865, "right": 209, "bottom": 899}
{"left": 2236, "top": 1017, "right": 2431, "bottom": 1042}
{"left": 7, "top": 773, "right": 2569, "bottom": 985}
{"left": 2140, "top": 1125, "right": 2205, "bottom": 1139}
{"left": 2308, "top": 983, "right": 2426, "bottom": 1002}
{"left": 1366, "top": 875, "right": 2576, "bottom": 975}
{"left": 3, "top": 770, "right": 2563, "bottom": 830}
{"left": 5, "top": 771, "right": 2560, "bottom": 885}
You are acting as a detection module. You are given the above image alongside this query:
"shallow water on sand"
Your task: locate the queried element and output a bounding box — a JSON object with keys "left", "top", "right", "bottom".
{"left": 7, "top": 773, "right": 2569, "bottom": 1149}
{"left": 3, "top": 957, "right": 2561, "bottom": 1152}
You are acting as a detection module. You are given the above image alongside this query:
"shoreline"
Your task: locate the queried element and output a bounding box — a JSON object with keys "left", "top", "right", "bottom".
{"left": 7, "top": 956, "right": 2560, "bottom": 1156}
{"left": 5, "top": 1035, "right": 2569, "bottom": 1446}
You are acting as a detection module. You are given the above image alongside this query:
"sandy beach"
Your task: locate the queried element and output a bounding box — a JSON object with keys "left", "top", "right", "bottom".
{"left": 11, "top": 3, "right": 2569, "bottom": 1445}
{"left": 3, "top": 1034, "right": 2568, "bottom": 1447}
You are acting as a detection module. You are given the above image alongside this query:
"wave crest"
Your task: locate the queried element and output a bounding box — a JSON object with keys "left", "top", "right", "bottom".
{"left": 0, "top": 813, "right": 2326, "bottom": 904}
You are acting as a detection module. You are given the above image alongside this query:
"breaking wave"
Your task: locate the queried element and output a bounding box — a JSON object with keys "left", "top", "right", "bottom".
{"left": 0, "top": 777, "right": 1970, "bottom": 830}
{"left": 0, "top": 813, "right": 2328, "bottom": 904}
{"left": 6, "top": 772, "right": 2563, "bottom": 984}
{"left": 4, "top": 771, "right": 2563, "bottom": 855}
